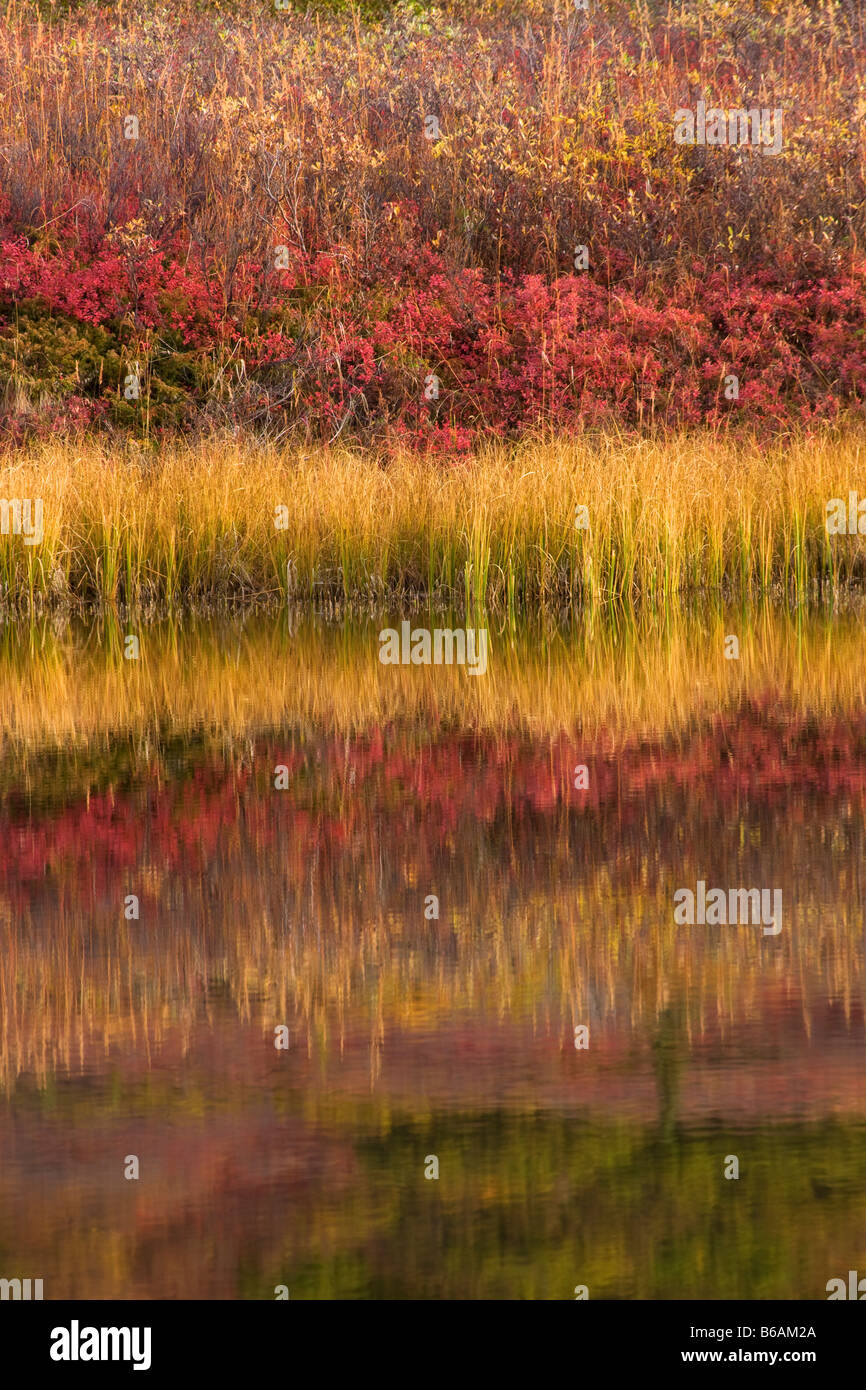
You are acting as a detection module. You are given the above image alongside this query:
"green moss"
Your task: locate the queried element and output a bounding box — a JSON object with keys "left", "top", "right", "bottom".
{"left": 0, "top": 301, "right": 214, "bottom": 431}
{"left": 0, "top": 301, "right": 123, "bottom": 398}
{"left": 152, "top": 350, "right": 206, "bottom": 393}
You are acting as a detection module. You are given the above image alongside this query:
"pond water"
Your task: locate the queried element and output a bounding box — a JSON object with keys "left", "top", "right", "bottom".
{"left": 0, "top": 605, "right": 864, "bottom": 1299}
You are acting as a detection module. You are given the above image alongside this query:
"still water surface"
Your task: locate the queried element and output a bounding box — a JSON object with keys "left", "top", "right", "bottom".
{"left": 1, "top": 606, "right": 864, "bottom": 1299}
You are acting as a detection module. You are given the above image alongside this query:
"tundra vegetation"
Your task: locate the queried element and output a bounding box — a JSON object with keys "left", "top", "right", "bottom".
{"left": 0, "top": 0, "right": 865, "bottom": 606}
{"left": 3, "top": 2, "right": 866, "bottom": 1311}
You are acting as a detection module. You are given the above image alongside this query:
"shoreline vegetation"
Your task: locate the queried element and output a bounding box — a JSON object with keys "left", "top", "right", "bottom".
{"left": 2, "top": 1, "right": 865, "bottom": 615}
{"left": 1, "top": 429, "right": 866, "bottom": 609}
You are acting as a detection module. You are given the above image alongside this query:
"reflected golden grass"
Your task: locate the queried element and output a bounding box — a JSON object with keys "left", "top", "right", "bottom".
{"left": 1, "top": 605, "right": 864, "bottom": 1097}
{"left": 2, "top": 835, "right": 864, "bottom": 1095}
{"left": 1, "top": 606, "right": 865, "bottom": 1304}
{"left": 0, "top": 601, "right": 864, "bottom": 1089}
{"left": 0, "top": 602, "right": 863, "bottom": 749}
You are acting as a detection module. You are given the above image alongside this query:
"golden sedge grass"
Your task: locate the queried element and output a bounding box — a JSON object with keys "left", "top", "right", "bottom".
{"left": 0, "top": 429, "right": 865, "bottom": 609}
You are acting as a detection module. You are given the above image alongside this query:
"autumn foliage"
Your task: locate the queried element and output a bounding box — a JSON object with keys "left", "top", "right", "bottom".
{"left": 1, "top": 0, "right": 865, "bottom": 445}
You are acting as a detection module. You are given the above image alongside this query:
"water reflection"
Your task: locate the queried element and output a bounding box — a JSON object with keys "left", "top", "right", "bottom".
{"left": 0, "top": 605, "right": 864, "bottom": 1299}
